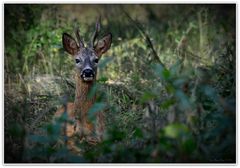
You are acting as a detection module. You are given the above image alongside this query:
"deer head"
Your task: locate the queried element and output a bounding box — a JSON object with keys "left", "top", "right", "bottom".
{"left": 62, "top": 18, "right": 112, "bottom": 82}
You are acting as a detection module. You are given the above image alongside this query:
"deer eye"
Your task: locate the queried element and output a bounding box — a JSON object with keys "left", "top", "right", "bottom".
{"left": 75, "top": 59, "right": 81, "bottom": 64}
{"left": 94, "top": 58, "right": 99, "bottom": 63}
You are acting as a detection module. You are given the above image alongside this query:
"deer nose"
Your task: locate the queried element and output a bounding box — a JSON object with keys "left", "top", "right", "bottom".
{"left": 82, "top": 69, "right": 94, "bottom": 78}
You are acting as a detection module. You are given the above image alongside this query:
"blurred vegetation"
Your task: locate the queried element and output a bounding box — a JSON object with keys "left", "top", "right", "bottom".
{"left": 4, "top": 4, "right": 236, "bottom": 163}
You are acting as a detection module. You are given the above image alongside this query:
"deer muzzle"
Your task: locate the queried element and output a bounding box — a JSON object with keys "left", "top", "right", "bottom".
{"left": 81, "top": 68, "right": 95, "bottom": 82}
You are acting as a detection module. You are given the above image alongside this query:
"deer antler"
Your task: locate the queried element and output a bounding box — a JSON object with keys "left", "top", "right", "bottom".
{"left": 90, "top": 17, "right": 101, "bottom": 48}
{"left": 75, "top": 28, "right": 84, "bottom": 49}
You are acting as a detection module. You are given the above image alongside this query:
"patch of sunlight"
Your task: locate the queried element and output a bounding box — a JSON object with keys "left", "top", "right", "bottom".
{"left": 164, "top": 123, "right": 189, "bottom": 139}
{"left": 106, "top": 79, "right": 124, "bottom": 86}
{"left": 26, "top": 74, "right": 74, "bottom": 96}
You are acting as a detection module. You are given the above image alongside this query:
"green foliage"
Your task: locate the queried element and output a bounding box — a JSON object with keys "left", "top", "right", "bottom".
{"left": 88, "top": 102, "right": 106, "bottom": 121}
{"left": 4, "top": 4, "right": 235, "bottom": 163}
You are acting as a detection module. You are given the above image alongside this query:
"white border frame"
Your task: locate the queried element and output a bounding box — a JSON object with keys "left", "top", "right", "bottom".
{"left": 1, "top": 2, "right": 238, "bottom": 167}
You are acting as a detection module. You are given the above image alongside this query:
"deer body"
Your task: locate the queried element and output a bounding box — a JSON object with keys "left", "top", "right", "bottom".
{"left": 74, "top": 74, "right": 96, "bottom": 136}
{"left": 54, "top": 18, "right": 112, "bottom": 146}
{"left": 55, "top": 76, "right": 96, "bottom": 138}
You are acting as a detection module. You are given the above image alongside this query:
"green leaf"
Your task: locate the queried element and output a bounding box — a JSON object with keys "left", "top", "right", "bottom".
{"left": 202, "top": 85, "right": 219, "bottom": 103}
{"left": 166, "top": 84, "right": 175, "bottom": 93}
{"left": 140, "top": 92, "right": 156, "bottom": 103}
{"left": 173, "top": 78, "right": 186, "bottom": 87}
{"left": 162, "top": 68, "right": 171, "bottom": 79}
{"left": 28, "top": 135, "right": 50, "bottom": 143}
{"left": 45, "top": 123, "right": 61, "bottom": 136}
{"left": 97, "top": 76, "right": 108, "bottom": 83}
{"left": 182, "top": 137, "right": 197, "bottom": 154}
{"left": 87, "top": 83, "right": 98, "bottom": 99}
{"left": 108, "top": 126, "right": 126, "bottom": 141}
{"left": 175, "top": 90, "right": 191, "bottom": 110}
{"left": 169, "top": 59, "right": 182, "bottom": 75}
{"left": 133, "top": 128, "right": 143, "bottom": 138}
{"left": 88, "top": 102, "right": 106, "bottom": 120}
{"left": 164, "top": 123, "right": 189, "bottom": 139}
{"left": 160, "top": 98, "right": 176, "bottom": 109}
{"left": 153, "top": 64, "right": 171, "bottom": 81}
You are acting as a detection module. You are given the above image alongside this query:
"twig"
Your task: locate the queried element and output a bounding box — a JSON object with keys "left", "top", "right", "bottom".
{"left": 121, "top": 9, "right": 174, "bottom": 105}
{"left": 122, "top": 9, "right": 165, "bottom": 69}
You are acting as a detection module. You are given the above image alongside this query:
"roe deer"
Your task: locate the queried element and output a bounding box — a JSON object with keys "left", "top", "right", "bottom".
{"left": 54, "top": 18, "right": 112, "bottom": 147}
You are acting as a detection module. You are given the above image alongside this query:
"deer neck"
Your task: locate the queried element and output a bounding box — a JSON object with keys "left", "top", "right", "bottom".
{"left": 74, "top": 74, "right": 96, "bottom": 123}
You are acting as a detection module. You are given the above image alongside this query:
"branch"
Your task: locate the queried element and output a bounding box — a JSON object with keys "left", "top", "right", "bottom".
{"left": 122, "top": 9, "right": 165, "bottom": 69}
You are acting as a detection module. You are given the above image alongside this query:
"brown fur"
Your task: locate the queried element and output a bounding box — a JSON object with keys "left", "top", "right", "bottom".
{"left": 54, "top": 73, "right": 104, "bottom": 151}
{"left": 74, "top": 74, "right": 96, "bottom": 136}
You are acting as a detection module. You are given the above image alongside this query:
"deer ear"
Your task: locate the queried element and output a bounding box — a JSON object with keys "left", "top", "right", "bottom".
{"left": 94, "top": 33, "right": 112, "bottom": 57}
{"left": 62, "top": 33, "right": 79, "bottom": 55}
